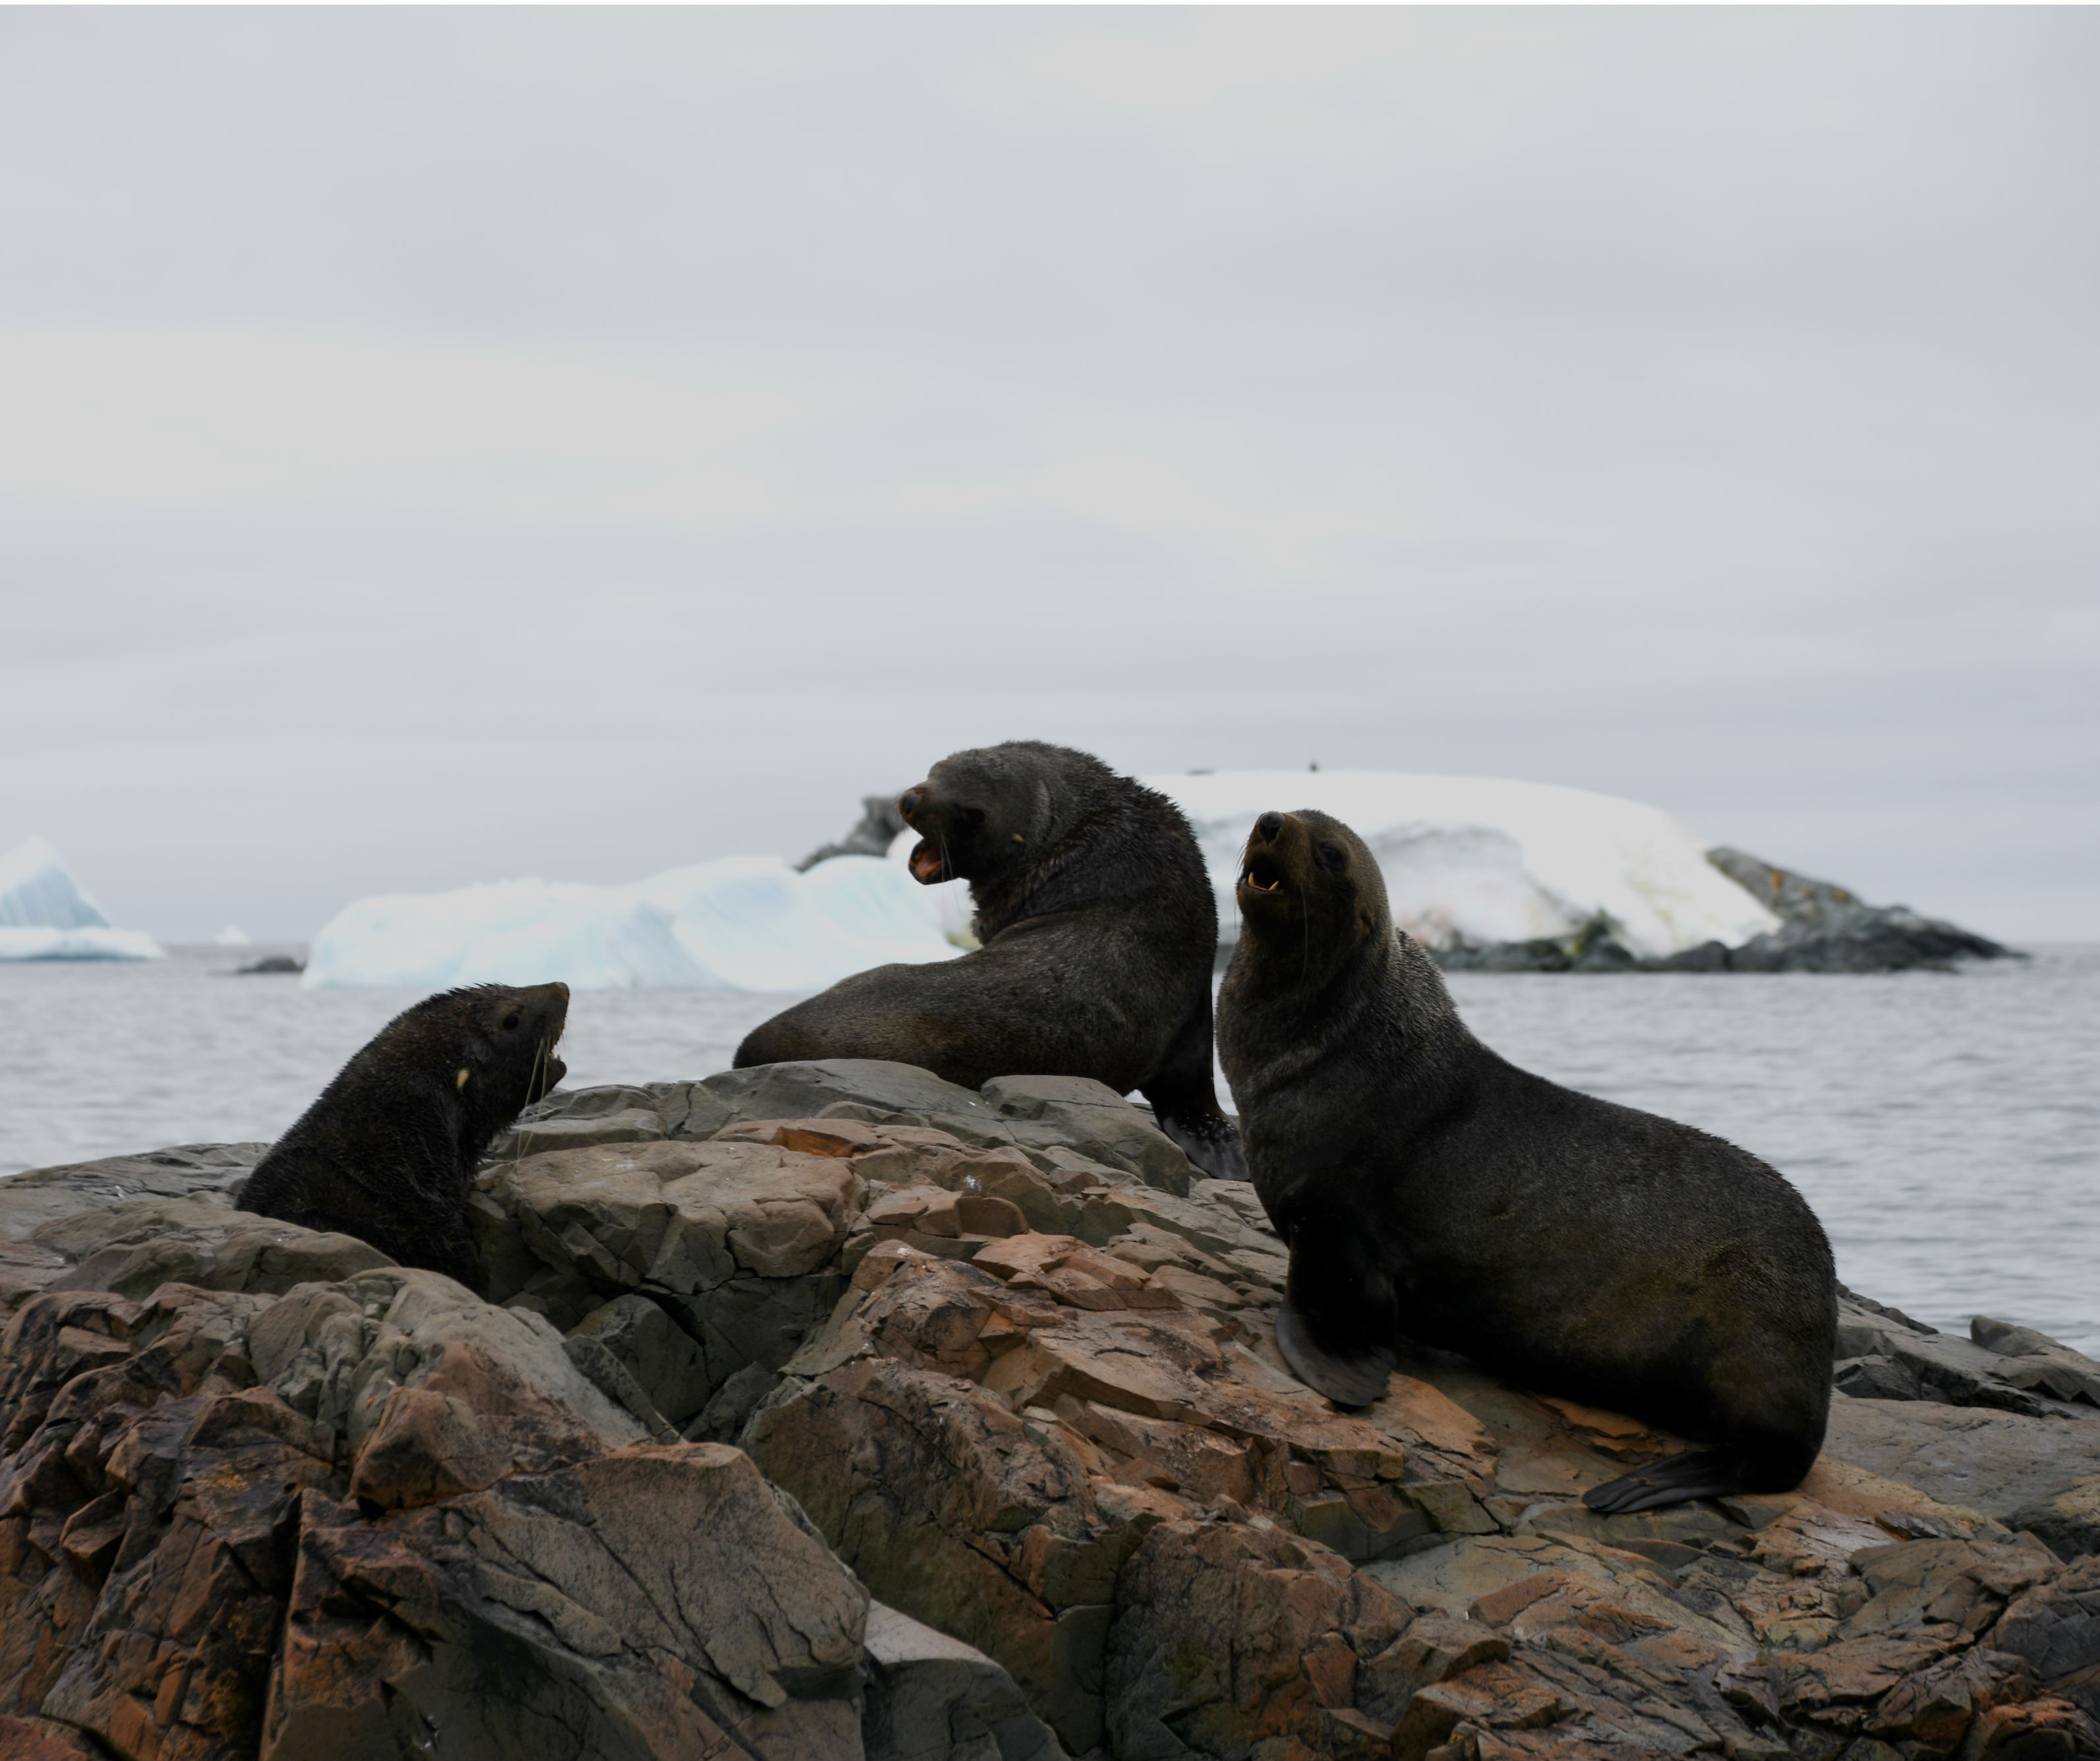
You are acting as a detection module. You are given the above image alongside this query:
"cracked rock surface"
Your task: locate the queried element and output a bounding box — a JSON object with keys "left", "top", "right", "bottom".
{"left": 3, "top": 1058, "right": 2097, "bottom": 1760}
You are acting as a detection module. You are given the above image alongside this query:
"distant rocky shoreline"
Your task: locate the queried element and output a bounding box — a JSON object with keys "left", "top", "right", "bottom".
{"left": 3, "top": 1058, "right": 2093, "bottom": 1759}
{"left": 1437, "top": 848, "right": 2017, "bottom": 975}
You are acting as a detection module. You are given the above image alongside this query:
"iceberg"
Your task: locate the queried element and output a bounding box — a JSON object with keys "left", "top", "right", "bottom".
{"left": 302, "top": 854, "right": 962, "bottom": 992}
{"left": 0, "top": 837, "right": 163, "bottom": 962}
{"left": 1145, "top": 771, "right": 1781, "bottom": 961}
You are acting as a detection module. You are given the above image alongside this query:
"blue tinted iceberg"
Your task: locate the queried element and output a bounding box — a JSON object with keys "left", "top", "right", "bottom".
{"left": 1146, "top": 771, "right": 1780, "bottom": 961}
{"left": 0, "top": 837, "right": 163, "bottom": 961}
{"left": 302, "top": 854, "right": 962, "bottom": 992}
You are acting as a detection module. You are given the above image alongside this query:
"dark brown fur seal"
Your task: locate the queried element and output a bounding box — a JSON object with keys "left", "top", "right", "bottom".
{"left": 1217, "top": 810, "right": 1837, "bottom": 1513}
{"left": 736, "top": 742, "right": 1245, "bottom": 1179}
{"left": 240, "top": 982, "right": 569, "bottom": 1292}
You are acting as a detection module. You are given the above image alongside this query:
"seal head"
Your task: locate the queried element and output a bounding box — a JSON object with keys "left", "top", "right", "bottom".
{"left": 240, "top": 981, "right": 570, "bottom": 1291}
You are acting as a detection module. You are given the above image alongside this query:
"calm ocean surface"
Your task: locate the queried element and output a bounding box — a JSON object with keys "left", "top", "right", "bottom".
{"left": 3, "top": 944, "right": 2094, "bottom": 1353}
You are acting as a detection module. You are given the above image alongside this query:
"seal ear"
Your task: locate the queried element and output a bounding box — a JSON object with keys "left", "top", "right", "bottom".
{"left": 1028, "top": 777, "right": 1055, "bottom": 843}
{"left": 455, "top": 1068, "right": 471, "bottom": 1090}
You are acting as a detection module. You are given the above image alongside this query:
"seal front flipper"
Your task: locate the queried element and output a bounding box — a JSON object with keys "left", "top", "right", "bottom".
{"left": 1583, "top": 1449, "right": 1743, "bottom": 1514}
{"left": 1141, "top": 1000, "right": 1250, "bottom": 1181}
{"left": 1275, "top": 1300, "right": 1397, "bottom": 1408}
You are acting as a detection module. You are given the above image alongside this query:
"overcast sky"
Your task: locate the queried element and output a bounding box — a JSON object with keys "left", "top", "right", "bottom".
{"left": 2, "top": 8, "right": 2095, "bottom": 941}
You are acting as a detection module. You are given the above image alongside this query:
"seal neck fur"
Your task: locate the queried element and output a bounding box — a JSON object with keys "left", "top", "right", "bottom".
{"left": 1223, "top": 920, "right": 1471, "bottom": 1114}
{"left": 1218, "top": 808, "right": 1475, "bottom": 1121}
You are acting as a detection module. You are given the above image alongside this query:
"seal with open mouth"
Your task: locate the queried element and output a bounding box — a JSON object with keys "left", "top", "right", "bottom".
{"left": 1218, "top": 809, "right": 1837, "bottom": 1513}
{"left": 240, "top": 981, "right": 570, "bottom": 1293}
{"left": 735, "top": 741, "right": 1246, "bottom": 1179}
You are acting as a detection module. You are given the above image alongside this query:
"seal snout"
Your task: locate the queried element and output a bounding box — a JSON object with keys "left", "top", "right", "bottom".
{"left": 1239, "top": 810, "right": 1300, "bottom": 899}
{"left": 897, "top": 782, "right": 952, "bottom": 884}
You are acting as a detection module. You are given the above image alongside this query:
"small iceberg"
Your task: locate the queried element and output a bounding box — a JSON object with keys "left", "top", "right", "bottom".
{"left": 213, "top": 924, "right": 252, "bottom": 947}
{"left": 302, "top": 854, "right": 962, "bottom": 992}
{"left": 0, "top": 837, "right": 163, "bottom": 962}
{"left": 1146, "top": 771, "right": 1781, "bottom": 961}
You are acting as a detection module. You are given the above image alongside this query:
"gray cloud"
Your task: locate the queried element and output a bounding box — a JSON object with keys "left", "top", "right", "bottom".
{"left": 1, "top": 9, "right": 2093, "bottom": 938}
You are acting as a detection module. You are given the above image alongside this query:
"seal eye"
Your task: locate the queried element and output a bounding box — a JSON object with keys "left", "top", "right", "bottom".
{"left": 962, "top": 806, "right": 987, "bottom": 828}
{"left": 1316, "top": 844, "right": 1347, "bottom": 872}
{"left": 502, "top": 1009, "right": 522, "bottom": 1032}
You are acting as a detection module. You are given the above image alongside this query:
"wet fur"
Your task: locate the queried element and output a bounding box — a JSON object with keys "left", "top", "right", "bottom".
{"left": 736, "top": 742, "right": 1245, "bottom": 1178}
{"left": 239, "top": 982, "right": 569, "bottom": 1292}
{"left": 1217, "top": 810, "right": 1836, "bottom": 1510}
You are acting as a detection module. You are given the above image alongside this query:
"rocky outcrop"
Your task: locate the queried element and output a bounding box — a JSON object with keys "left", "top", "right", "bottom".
{"left": 1702, "top": 849, "right": 2015, "bottom": 973}
{"left": 3, "top": 1058, "right": 2096, "bottom": 1760}
{"left": 798, "top": 795, "right": 910, "bottom": 871}
{"left": 1436, "top": 850, "right": 2017, "bottom": 975}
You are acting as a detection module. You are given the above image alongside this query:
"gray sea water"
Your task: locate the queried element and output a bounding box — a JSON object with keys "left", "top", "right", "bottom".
{"left": 3, "top": 944, "right": 2094, "bottom": 1352}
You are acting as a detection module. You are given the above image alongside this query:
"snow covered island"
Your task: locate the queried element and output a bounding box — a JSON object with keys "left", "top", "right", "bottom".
{"left": 1148, "top": 771, "right": 2011, "bottom": 973}
{"left": 1153, "top": 771, "right": 1778, "bottom": 962}
{"left": 0, "top": 837, "right": 163, "bottom": 962}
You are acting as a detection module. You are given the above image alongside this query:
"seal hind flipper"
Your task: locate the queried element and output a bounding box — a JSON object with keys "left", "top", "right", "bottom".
{"left": 1275, "top": 1301, "right": 1397, "bottom": 1408}
{"left": 1583, "top": 1449, "right": 1745, "bottom": 1514}
{"left": 1151, "top": 1104, "right": 1249, "bottom": 1181}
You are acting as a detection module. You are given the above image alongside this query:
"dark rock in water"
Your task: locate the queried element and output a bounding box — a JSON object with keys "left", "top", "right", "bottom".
{"left": 796, "top": 792, "right": 908, "bottom": 870}
{"left": 233, "top": 954, "right": 303, "bottom": 975}
{"left": 1431, "top": 851, "right": 2018, "bottom": 975}
{"left": 1699, "top": 847, "right": 2018, "bottom": 973}
{"left": 1432, "top": 916, "right": 1644, "bottom": 974}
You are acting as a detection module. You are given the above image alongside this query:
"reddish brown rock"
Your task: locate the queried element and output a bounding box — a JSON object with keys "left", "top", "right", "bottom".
{"left": 264, "top": 1445, "right": 869, "bottom": 1761}
{"left": 1103, "top": 1516, "right": 1409, "bottom": 1760}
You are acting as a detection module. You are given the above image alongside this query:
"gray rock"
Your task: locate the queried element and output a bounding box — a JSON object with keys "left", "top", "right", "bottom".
{"left": 490, "top": 1080, "right": 736, "bottom": 1158}
{"left": 0, "top": 1142, "right": 267, "bottom": 1238}
{"left": 1973, "top": 1317, "right": 2100, "bottom": 1409}
{"left": 1703, "top": 847, "right": 2016, "bottom": 972}
{"left": 265, "top": 1443, "right": 871, "bottom": 1761}
{"left": 798, "top": 793, "right": 910, "bottom": 871}
{"left": 479, "top": 1135, "right": 861, "bottom": 1419}
{"left": 2010, "top": 1479, "right": 2100, "bottom": 1565}
{"left": 981, "top": 1074, "right": 1196, "bottom": 1197}
{"left": 1822, "top": 1391, "right": 2100, "bottom": 1530}
{"left": 1834, "top": 1288, "right": 2100, "bottom": 1419}
{"left": 29, "top": 1193, "right": 393, "bottom": 1309}
{"left": 1992, "top": 1557, "right": 2100, "bottom": 1685}
{"left": 699, "top": 1059, "right": 1016, "bottom": 1147}
{"left": 562, "top": 1332, "right": 678, "bottom": 1443}
{"left": 570, "top": 1291, "right": 713, "bottom": 1428}
{"left": 862, "top": 1599, "right": 1068, "bottom": 1761}
{"left": 248, "top": 1266, "right": 649, "bottom": 1477}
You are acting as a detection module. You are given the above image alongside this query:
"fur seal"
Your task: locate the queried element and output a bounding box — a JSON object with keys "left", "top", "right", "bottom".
{"left": 1216, "top": 810, "right": 1837, "bottom": 1513}
{"left": 240, "top": 982, "right": 569, "bottom": 1292}
{"left": 736, "top": 741, "right": 1246, "bottom": 1179}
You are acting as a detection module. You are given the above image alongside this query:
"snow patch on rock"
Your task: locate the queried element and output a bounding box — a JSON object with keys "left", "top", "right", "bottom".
{"left": 1148, "top": 771, "right": 1780, "bottom": 960}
